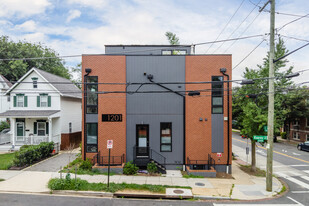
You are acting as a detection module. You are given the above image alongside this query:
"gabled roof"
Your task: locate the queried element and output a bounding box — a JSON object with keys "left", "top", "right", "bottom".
{"left": 0, "top": 74, "right": 12, "bottom": 89}
{"left": 6, "top": 68, "right": 81, "bottom": 99}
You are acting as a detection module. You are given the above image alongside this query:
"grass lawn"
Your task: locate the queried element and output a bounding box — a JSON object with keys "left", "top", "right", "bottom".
{"left": 239, "top": 164, "right": 266, "bottom": 177}
{"left": 0, "top": 152, "right": 15, "bottom": 170}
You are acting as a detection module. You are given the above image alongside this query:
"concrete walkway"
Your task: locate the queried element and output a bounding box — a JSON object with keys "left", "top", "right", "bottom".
{"left": 0, "top": 160, "right": 282, "bottom": 200}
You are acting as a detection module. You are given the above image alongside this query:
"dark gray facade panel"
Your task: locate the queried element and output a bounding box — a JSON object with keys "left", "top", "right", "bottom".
{"left": 126, "top": 55, "right": 186, "bottom": 165}
{"left": 105, "top": 46, "right": 191, "bottom": 55}
{"left": 211, "top": 114, "right": 224, "bottom": 153}
{"left": 126, "top": 114, "right": 184, "bottom": 165}
{"left": 86, "top": 114, "right": 98, "bottom": 123}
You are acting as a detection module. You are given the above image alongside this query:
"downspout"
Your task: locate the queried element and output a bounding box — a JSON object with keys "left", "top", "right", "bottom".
{"left": 221, "top": 69, "right": 230, "bottom": 173}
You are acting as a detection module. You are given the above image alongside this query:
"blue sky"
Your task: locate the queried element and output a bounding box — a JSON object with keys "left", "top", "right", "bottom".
{"left": 0, "top": 0, "right": 309, "bottom": 84}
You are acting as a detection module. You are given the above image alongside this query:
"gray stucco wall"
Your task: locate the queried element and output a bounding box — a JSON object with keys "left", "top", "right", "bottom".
{"left": 126, "top": 56, "right": 185, "bottom": 166}
{"left": 105, "top": 46, "right": 191, "bottom": 55}
{"left": 211, "top": 114, "right": 224, "bottom": 153}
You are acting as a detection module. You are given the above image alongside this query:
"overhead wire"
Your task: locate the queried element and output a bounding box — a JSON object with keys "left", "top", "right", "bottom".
{"left": 212, "top": 0, "right": 262, "bottom": 54}
{"left": 204, "top": 0, "right": 246, "bottom": 54}
{"left": 277, "top": 13, "right": 309, "bottom": 32}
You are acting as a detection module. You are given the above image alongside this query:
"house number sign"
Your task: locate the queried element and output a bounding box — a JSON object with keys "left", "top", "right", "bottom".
{"left": 102, "top": 114, "right": 122, "bottom": 122}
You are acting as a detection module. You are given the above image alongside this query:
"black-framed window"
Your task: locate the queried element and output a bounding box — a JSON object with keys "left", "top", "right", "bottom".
{"left": 86, "top": 76, "right": 98, "bottom": 114}
{"left": 160, "top": 122, "right": 172, "bottom": 152}
{"left": 32, "top": 77, "right": 38, "bottom": 88}
{"left": 86, "top": 123, "right": 98, "bottom": 152}
{"left": 212, "top": 76, "right": 223, "bottom": 114}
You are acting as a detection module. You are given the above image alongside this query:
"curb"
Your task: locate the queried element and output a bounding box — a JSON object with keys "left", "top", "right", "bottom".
{"left": 51, "top": 190, "right": 113, "bottom": 197}
{"left": 194, "top": 195, "right": 231, "bottom": 200}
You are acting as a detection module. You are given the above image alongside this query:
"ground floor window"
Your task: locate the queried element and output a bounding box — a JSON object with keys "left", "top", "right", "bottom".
{"left": 307, "top": 134, "right": 309, "bottom": 141}
{"left": 293, "top": 132, "right": 300, "bottom": 140}
{"left": 160, "top": 122, "right": 172, "bottom": 152}
{"left": 86, "top": 123, "right": 98, "bottom": 152}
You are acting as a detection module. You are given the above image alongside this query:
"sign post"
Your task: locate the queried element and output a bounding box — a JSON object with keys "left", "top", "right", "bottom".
{"left": 107, "top": 140, "right": 113, "bottom": 188}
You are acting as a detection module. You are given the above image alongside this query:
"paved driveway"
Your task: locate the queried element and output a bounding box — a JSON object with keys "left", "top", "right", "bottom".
{"left": 25, "top": 152, "right": 79, "bottom": 172}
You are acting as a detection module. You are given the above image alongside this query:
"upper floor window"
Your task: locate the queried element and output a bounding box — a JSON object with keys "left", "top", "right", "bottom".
{"left": 86, "top": 76, "right": 98, "bottom": 114}
{"left": 14, "top": 94, "right": 27, "bottom": 107}
{"left": 293, "top": 120, "right": 299, "bottom": 126}
{"left": 37, "top": 94, "right": 51, "bottom": 107}
{"left": 212, "top": 76, "right": 223, "bottom": 114}
{"left": 32, "top": 77, "right": 38, "bottom": 88}
{"left": 307, "top": 118, "right": 309, "bottom": 127}
{"left": 69, "top": 122, "right": 72, "bottom": 133}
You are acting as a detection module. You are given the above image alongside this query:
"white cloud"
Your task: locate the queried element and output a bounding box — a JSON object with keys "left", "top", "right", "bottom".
{"left": 66, "top": 9, "right": 81, "bottom": 23}
{"left": 67, "top": 0, "right": 108, "bottom": 8}
{"left": 15, "top": 20, "right": 37, "bottom": 32}
{"left": 0, "top": 0, "right": 51, "bottom": 18}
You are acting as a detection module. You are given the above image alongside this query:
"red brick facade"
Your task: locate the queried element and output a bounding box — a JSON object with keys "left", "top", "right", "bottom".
{"left": 289, "top": 117, "right": 309, "bottom": 142}
{"left": 185, "top": 55, "right": 232, "bottom": 165}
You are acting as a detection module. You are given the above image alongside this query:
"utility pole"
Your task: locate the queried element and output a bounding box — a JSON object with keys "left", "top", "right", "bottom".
{"left": 266, "top": 0, "right": 275, "bottom": 192}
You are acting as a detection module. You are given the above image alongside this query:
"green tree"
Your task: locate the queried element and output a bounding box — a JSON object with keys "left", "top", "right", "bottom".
{"left": 165, "top": 32, "right": 180, "bottom": 45}
{"left": 0, "top": 36, "right": 70, "bottom": 81}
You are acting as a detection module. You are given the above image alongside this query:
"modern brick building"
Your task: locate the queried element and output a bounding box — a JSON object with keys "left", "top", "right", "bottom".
{"left": 82, "top": 45, "right": 232, "bottom": 174}
{"left": 289, "top": 117, "right": 309, "bottom": 142}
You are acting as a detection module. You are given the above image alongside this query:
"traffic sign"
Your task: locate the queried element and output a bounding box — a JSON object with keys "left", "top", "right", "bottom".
{"left": 253, "top": 135, "right": 267, "bottom": 142}
{"left": 263, "top": 126, "right": 268, "bottom": 132}
{"left": 107, "top": 140, "right": 113, "bottom": 149}
{"left": 217, "top": 153, "right": 222, "bottom": 157}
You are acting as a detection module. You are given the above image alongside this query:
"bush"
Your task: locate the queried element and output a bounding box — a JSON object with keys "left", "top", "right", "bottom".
{"left": 123, "top": 161, "right": 138, "bottom": 175}
{"left": 12, "top": 142, "right": 54, "bottom": 167}
{"left": 280, "top": 132, "right": 287, "bottom": 139}
{"left": 79, "top": 158, "right": 92, "bottom": 171}
{"left": 0, "top": 121, "right": 9, "bottom": 132}
{"left": 147, "top": 162, "right": 158, "bottom": 174}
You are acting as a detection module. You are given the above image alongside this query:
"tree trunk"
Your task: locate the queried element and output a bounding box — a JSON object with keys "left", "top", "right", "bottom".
{"left": 251, "top": 139, "right": 256, "bottom": 172}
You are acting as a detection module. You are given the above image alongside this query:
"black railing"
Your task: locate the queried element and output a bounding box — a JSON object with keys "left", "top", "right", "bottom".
{"left": 92, "top": 151, "right": 125, "bottom": 166}
{"left": 150, "top": 148, "right": 166, "bottom": 166}
{"left": 187, "top": 154, "right": 216, "bottom": 170}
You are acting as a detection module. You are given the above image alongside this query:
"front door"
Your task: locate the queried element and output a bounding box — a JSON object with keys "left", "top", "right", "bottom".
{"left": 16, "top": 122, "right": 24, "bottom": 141}
{"left": 136, "top": 125, "right": 149, "bottom": 157}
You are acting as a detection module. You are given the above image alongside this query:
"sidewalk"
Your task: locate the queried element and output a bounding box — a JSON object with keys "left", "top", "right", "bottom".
{"left": 0, "top": 160, "right": 282, "bottom": 200}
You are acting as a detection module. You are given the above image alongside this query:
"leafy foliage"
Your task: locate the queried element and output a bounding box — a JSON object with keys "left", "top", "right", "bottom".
{"left": 165, "top": 32, "right": 180, "bottom": 45}
{"left": 12, "top": 142, "right": 54, "bottom": 167}
{"left": 79, "top": 158, "right": 92, "bottom": 171}
{"left": 0, "top": 36, "right": 70, "bottom": 81}
{"left": 147, "top": 162, "right": 158, "bottom": 174}
{"left": 0, "top": 121, "right": 9, "bottom": 132}
{"left": 123, "top": 161, "right": 139, "bottom": 175}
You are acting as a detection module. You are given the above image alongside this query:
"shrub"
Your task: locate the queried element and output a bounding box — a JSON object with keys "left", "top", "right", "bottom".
{"left": 20, "top": 145, "right": 30, "bottom": 151}
{"left": 280, "top": 132, "right": 287, "bottom": 139}
{"left": 147, "top": 162, "right": 158, "bottom": 174}
{"left": 12, "top": 142, "right": 54, "bottom": 167}
{"left": 0, "top": 121, "right": 9, "bottom": 132}
{"left": 79, "top": 158, "right": 92, "bottom": 171}
{"left": 123, "top": 161, "right": 138, "bottom": 175}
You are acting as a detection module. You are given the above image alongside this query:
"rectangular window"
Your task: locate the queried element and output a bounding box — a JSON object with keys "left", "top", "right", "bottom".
{"left": 212, "top": 76, "right": 223, "bottom": 114}
{"left": 86, "top": 76, "right": 98, "bottom": 114}
{"left": 293, "top": 132, "right": 300, "bottom": 140}
{"left": 69, "top": 122, "right": 72, "bottom": 133}
{"left": 33, "top": 80, "right": 37, "bottom": 88}
{"left": 86, "top": 123, "right": 98, "bottom": 152}
{"left": 293, "top": 120, "right": 299, "bottom": 126}
{"left": 307, "top": 134, "right": 309, "bottom": 141}
{"left": 37, "top": 122, "right": 46, "bottom": 136}
{"left": 17, "top": 95, "right": 24, "bottom": 107}
{"left": 307, "top": 118, "right": 309, "bottom": 127}
{"left": 160, "top": 122, "right": 172, "bottom": 152}
{"left": 40, "top": 95, "right": 48, "bottom": 107}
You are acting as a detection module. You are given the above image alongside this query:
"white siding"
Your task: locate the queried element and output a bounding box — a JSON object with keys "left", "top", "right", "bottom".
{"left": 60, "top": 96, "right": 82, "bottom": 133}
{"left": 0, "top": 89, "right": 9, "bottom": 121}
{"left": 10, "top": 71, "right": 61, "bottom": 110}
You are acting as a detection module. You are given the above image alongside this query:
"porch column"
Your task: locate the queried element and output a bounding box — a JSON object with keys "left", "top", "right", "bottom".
{"left": 11, "top": 118, "right": 15, "bottom": 146}
{"left": 48, "top": 118, "right": 52, "bottom": 142}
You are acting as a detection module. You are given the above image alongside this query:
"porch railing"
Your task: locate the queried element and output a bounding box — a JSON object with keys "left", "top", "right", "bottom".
{"left": 133, "top": 145, "right": 166, "bottom": 166}
{"left": 187, "top": 154, "right": 216, "bottom": 170}
{"left": 92, "top": 151, "right": 125, "bottom": 166}
{"left": 15, "top": 136, "right": 49, "bottom": 145}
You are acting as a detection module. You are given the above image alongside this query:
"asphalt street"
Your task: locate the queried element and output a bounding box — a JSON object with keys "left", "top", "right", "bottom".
{"left": 231, "top": 132, "right": 309, "bottom": 205}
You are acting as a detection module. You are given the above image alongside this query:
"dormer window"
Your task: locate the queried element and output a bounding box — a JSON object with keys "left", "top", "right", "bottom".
{"left": 32, "top": 77, "right": 38, "bottom": 88}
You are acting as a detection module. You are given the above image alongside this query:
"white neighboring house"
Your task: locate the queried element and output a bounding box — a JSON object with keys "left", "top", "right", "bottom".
{"left": 0, "top": 68, "right": 82, "bottom": 148}
{"left": 0, "top": 75, "right": 12, "bottom": 122}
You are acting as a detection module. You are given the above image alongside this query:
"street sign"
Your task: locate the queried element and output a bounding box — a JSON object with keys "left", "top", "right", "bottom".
{"left": 217, "top": 153, "right": 222, "bottom": 157}
{"left": 263, "top": 126, "right": 268, "bottom": 132}
{"left": 253, "top": 135, "right": 267, "bottom": 142}
{"left": 107, "top": 140, "right": 113, "bottom": 149}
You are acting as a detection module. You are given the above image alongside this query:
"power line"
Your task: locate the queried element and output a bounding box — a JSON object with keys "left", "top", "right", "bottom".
{"left": 277, "top": 13, "right": 309, "bottom": 32}
{"left": 232, "top": 38, "right": 266, "bottom": 70}
{"left": 278, "top": 34, "right": 309, "bottom": 43}
{"left": 194, "top": 34, "right": 265, "bottom": 46}
{"left": 204, "top": 0, "right": 246, "bottom": 54}
{"left": 213, "top": 0, "right": 262, "bottom": 54}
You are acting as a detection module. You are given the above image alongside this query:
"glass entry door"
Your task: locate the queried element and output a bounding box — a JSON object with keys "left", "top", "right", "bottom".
{"left": 136, "top": 125, "right": 149, "bottom": 157}
{"left": 16, "top": 122, "right": 24, "bottom": 141}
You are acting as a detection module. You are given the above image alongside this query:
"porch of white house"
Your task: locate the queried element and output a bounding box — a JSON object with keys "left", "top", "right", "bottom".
{"left": 0, "top": 110, "right": 61, "bottom": 147}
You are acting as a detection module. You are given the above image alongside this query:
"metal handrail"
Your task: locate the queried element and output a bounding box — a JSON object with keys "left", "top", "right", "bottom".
{"left": 150, "top": 148, "right": 166, "bottom": 166}
{"left": 93, "top": 151, "right": 125, "bottom": 166}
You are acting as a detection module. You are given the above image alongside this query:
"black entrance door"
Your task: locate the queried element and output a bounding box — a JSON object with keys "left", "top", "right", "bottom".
{"left": 136, "top": 125, "right": 149, "bottom": 157}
